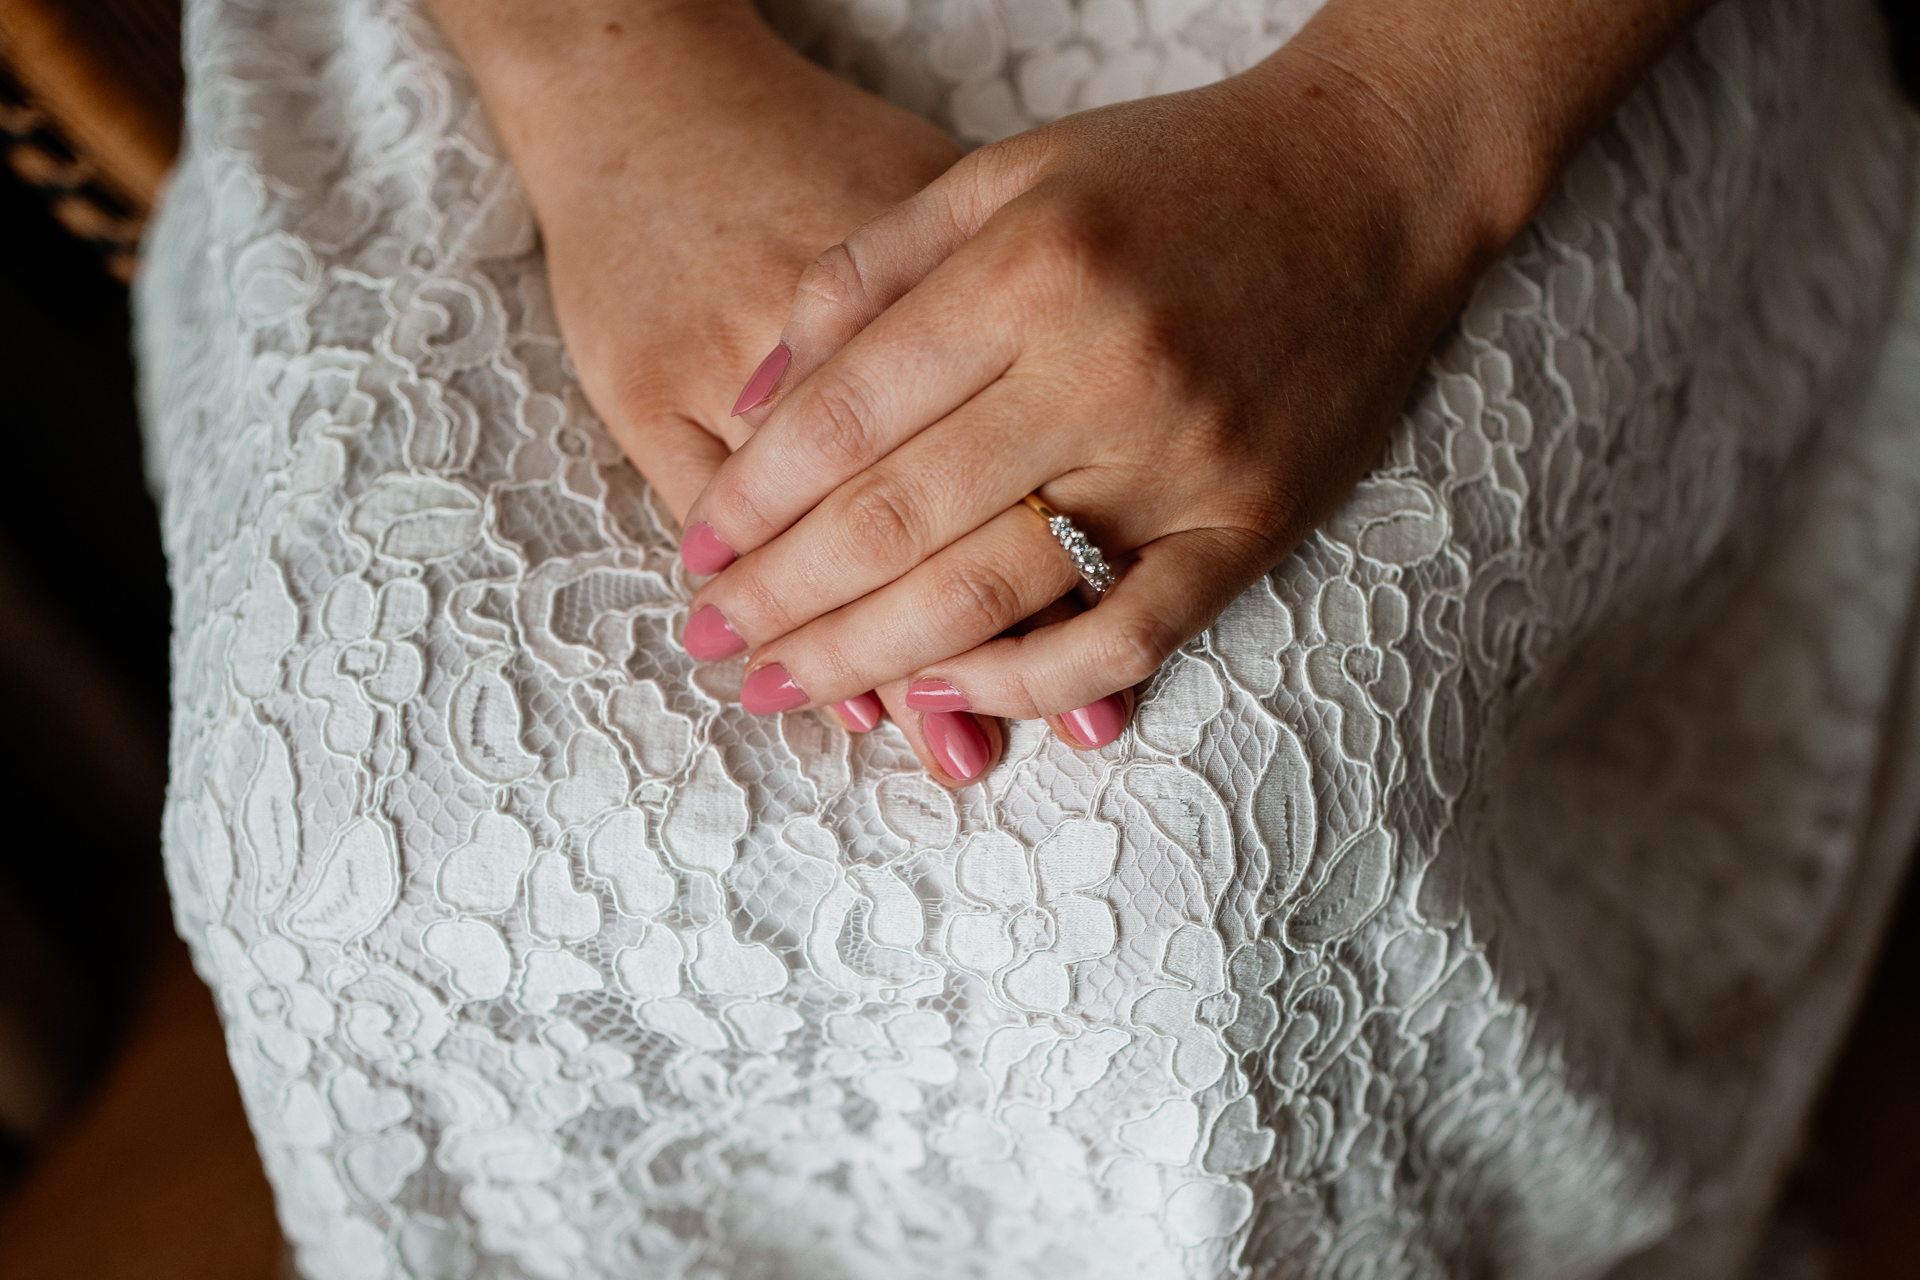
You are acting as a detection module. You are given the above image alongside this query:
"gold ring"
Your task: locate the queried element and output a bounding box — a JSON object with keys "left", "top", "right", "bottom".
{"left": 1022, "top": 492, "right": 1117, "bottom": 597}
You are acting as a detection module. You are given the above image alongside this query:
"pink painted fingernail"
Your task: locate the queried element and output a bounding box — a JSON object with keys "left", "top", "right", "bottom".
{"left": 832, "top": 692, "right": 884, "bottom": 733}
{"left": 1060, "top": 694, "right": 1128, "bottom": 749}
{"left": 682, "top": 605, "right": 745, "bottom": 661}
{"left": 681, "top": 522, "right": 737, "bottom": 575}
{"left": 741, "top": 664, "right": 808, "bottom": 715}
{"left": 923, "top": 711, "right": 990, "bottom": 782}
{"left": 904, "top": 680, "right": 970, "bottom": 712}
{"left": 732, "top": 344, "right": 792, "bottom": 416}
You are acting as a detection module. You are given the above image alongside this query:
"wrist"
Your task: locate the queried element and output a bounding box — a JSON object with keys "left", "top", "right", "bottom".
{"left": 1240, "top": 22, "right": 1542, "bottom": 293}
{"left": 424, "top": 0, "right": 813, "bottom": 227}
{"left": 427, "top": 0, "right": 763, "bottom": 81}
{"left": 1225, "top": 43, "right": 1521, "bottom": 337}
{"left": 1255, "top": 0, "right": 1714, "bottom": 271}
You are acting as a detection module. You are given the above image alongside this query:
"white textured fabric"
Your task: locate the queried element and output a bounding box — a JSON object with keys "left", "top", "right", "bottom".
{"left": 136, "top": 0, "right": 1920, "bottom": 1276}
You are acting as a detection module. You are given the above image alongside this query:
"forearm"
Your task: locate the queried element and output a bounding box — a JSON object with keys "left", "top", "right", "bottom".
{"left": 1258, "top": 0, "right": 1718, "bottom": 270}
{"left": 420, "top": 0, "right": 815, "bottom": 223}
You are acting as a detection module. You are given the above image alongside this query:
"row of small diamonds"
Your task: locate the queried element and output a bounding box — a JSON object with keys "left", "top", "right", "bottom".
{"left": 1049, "top": 514, "right": 1117, "bottom": 594}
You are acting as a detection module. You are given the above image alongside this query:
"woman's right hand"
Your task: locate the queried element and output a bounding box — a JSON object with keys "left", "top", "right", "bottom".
{"left": 423, "top": 0, "right": 1009, "bottom": 781}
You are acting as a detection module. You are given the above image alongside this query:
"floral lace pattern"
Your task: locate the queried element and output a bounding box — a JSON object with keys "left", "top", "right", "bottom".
{"left": 136, "top": 0, "right": 1920, "bottom": 1276}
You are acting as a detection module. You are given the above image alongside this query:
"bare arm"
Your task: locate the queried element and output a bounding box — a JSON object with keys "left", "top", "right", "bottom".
{"left": 417, "top": 0, "right": 1002, "bottom": 776}
{"left": 1274, "top": 0, "right": 1720, "bottom": 268}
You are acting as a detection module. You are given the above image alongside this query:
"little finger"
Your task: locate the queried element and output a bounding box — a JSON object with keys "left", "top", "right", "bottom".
{"left": 610, "top": 410, "right": 732, "bottom": 529}
{"left": 873, "top": 680, "right": 1005, "bottom": 788}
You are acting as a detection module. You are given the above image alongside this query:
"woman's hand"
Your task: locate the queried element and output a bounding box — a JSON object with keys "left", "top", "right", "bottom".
{"left": 671, "top": 0, "right": 1711, "bottom": 766}
{"left": 425, "top": 0, "right": 1017, "bottom": 776}
{"left": 441, "top": 0, "right": 959, "bottom": 515}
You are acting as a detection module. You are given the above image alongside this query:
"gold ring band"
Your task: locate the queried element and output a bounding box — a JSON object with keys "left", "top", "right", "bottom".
{"left": 1022, "top": 491, "right": 1117, "bottom": 597}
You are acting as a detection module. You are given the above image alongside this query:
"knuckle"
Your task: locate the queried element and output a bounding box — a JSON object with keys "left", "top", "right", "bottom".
{"left": 1008, "top": 208, "right": 1104, "bottom": 298}
{"left": 805, "top": 633, "right": 867, "bottom": 692}
{"left": 795, "top": 243, "right": 865, "bottom": 316}
{"left": 729, "top": 565, "right": 798, "bottom": 637}
{"left": 835, "top": 473, "right": 923, "bottom": 559}
{"left": 1023, "top": 205, "right": 1099, "bottom": 265}
{"left": 973, "top": 206, "right": 1101, "bottom": 311}
{"left": 707, "top": 475, "right": 778, "bottom": 546}
{"left": 800, "top": 372, "right": 886, "bottom": 473}
{"left": 1109, "top": 298, "right": 1199, "bottom": 394}
{"left": 605, "top": 362, "right": 675, "bottom": 434}
{"left": 1098, "top": 615, "right": 1179, "bottom": 688}
{"left": 930, "top": 561, "right": 1026, "bottom": 639}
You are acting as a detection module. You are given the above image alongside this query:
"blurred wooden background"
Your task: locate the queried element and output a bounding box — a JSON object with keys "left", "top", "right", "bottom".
{"left": 0, "top": 0, "right": 1915, "bottom": 1276}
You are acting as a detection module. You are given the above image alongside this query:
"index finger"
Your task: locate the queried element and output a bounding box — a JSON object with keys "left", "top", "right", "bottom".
{"left": 679, "top": 145, "right": 1051, "bottom": 573}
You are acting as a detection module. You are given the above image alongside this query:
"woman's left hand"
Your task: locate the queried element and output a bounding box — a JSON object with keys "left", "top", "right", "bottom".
{"left": 672, "top": 0, "right": 1702, "bottom": 762}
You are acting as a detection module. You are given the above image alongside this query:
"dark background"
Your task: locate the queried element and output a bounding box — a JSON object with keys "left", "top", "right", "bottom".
{"left": 0, "top": 140, "right": 167, "bottom": 1183}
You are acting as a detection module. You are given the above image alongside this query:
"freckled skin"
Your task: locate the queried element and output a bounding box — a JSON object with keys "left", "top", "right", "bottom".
{"left": 424, "top": 0, "right": 1717, "bottom": 784}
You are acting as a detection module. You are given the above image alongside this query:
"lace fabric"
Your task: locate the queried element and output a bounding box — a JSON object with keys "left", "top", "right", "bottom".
{"left": 135, "top": 0, "right": 1920, "bottom": 1276}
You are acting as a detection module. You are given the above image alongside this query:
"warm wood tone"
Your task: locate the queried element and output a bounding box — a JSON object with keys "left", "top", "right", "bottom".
{"left": 0, "top": 0, "right": 182, "bottom": 210}
{"left": 0, "top": 932, "right": 282, "bottom": 1280}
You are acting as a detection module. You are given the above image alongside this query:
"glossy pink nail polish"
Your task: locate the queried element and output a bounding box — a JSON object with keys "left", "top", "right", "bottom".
{"left": 1061, "top": 693, "right": 1128, "bottom": 749}
{"left": 832, "top": 691, "right": 884, "bottom": 733}
{"left": 681, "top": 522, "right": 737, "bottom": 575}
{"left": 732, "top": 344, "right": 792, "bottom": 416}
{"left": 904, "top": 680, "right": 970, "bottom": 712}
{"left": 923, "top": 711, "right": 989, "bottom": 782}
{"left": 741, "top": 664, "right": 808, "bottom": 715}
{"left": 682, "top": 605, "right": 745, "bottom": 661}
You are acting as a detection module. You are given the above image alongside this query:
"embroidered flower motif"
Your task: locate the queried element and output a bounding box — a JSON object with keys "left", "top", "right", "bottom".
{"left": 1131, "top": 923, "right": 1230, "bottom": 1090}
{"left": 945, "top": 820, "right": 1119, "bottom": 1013}
{"left": 819, "top": 1005, "right": 957, "bottom": 1113}
{"left": 204, "top": 927, "right": 335, "bottom": 1081}
{"left": 509, "top": 1019, "right": 638, "bottom": 1126}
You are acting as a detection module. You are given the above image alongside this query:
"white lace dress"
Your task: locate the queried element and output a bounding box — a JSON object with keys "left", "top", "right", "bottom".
{"left": 136, "top": 0, "right": 1920, "bottom": 1276}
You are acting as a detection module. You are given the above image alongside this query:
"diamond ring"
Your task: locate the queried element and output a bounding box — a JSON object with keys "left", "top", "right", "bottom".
{"left": 1022, "top": 493, "right": 1117, "bottom": 598}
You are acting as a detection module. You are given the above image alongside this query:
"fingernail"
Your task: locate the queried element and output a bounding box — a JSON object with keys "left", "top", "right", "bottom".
{"left": 682, "top": 605, "right": 745, "bottom": 661}
{"left": 731, "top": 343, "right": 792, "bottom": 416}
{"left": 1061, "top": 694, "right": 1128, "bottom": 749}
{"left": 741, "top": 663, "right": 808, "bottom": 715}
{"left": 923, "top": 711, "right": 990, "bottom": 782}
{"left": 904, "top": 679, "right": 970, "bottom": 712}
{"left": 681, "top": 522, "right": 737, "bottom": 575}
{"left": 832, "top": 691, "right": 884, "bottom": 733}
